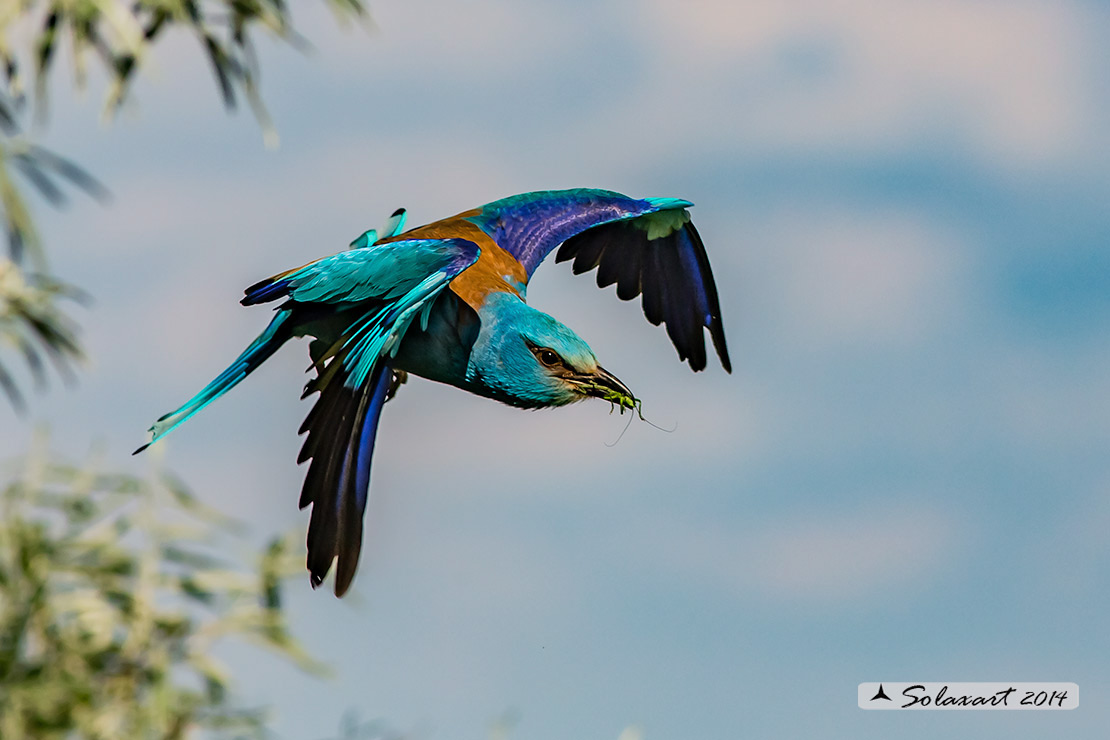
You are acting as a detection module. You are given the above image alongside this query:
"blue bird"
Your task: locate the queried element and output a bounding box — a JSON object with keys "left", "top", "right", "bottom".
{"left": 137, "top": 189, "right": 730, "bottom": 595}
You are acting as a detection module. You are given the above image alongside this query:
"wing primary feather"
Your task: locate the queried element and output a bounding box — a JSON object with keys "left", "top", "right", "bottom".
{"left": 682, "top": 222, "right": 732, "bottom": 372}
{"left": 333, "top": 364, "right": 391, "bottom": 596}
{"left": 558, "top": 216, "right": 727, "bottom": 372}
{"left": 665, "top": 232, "right": 707, "bottom": 369}
{"left": 640, "top": 243, "right": 667, "bottom": 326}
{"left": 303, "top": 392, "right": 352, "bottom": 585}
{"left": 333, "top": 391, "right": 371, "bottom": 596}
{"left": 299, "top": 358, "right": 393, "bottom": 596}
{"left": 655, "top": 241, "right": 693, "bottom": 364}
{"left": 613, "top": 229, "right": 644, "bottom": 301}
{"left": 595, "top": 238, "right": 622, "bottom": 289}
{"left": 242, "top": 278, "right": 292, "bottom": 306}
{"left": 554, "top": 241, "right": 575, "bottom": 264}
{"left": 303, "top": 387, "right": 356, "bottom": 587}
{"left": 571, "top": 237, "right": 604, "bottom": 274}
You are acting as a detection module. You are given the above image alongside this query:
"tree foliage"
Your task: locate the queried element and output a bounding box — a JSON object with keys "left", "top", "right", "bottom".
{"left": 0, "top": 0, "right": 368, "bottom": 409}
{"left": 0, "top": 439, "right": 324, "bottom": 740}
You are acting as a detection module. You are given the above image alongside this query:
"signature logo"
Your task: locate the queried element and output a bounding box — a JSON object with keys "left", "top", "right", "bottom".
{"left": 859, "top": 682, "right": 1077, "bottom": 710}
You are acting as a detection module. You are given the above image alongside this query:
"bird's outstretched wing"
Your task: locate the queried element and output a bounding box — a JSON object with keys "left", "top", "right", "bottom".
{"left": 245, "top": 237, "right": 480, "bottom": 596}
{"left": 465, "top": 189, "right": 730, "bottom": 372}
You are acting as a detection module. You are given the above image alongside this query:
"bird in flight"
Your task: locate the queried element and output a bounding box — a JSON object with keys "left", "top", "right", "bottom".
{"left": 137, "top": 188, "right": 730, "bottom": 595}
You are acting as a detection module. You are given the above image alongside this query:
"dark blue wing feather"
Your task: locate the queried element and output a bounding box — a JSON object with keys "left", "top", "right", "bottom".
{"left": 300, "top": 359, "right": 393, "bottom": 597}
{"left": 467, "top": 188, "right": 730, "bottom": 373}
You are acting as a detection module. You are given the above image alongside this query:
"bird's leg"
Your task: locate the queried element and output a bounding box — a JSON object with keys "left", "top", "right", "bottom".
{"left": 386, "top": 369, "right": 408, "bottom": 401}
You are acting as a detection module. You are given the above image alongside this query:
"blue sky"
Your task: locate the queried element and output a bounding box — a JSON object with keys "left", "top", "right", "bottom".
{"left": 4, "top": 0, "right": 1110, "bottom": 738}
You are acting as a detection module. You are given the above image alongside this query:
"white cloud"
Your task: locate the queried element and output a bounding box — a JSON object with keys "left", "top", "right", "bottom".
{"left": 630, "top": 0, "right": 1095, "bottom": 170}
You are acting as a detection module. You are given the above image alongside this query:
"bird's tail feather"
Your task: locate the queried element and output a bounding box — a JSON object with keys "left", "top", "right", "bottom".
{"left": 134, "top": 309, "right": 294, "bottom": 454}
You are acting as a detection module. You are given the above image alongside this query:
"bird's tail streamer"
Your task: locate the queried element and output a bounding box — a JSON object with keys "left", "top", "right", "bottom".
{"left": 134, "top": 309, "right": 294, "bottom": 454}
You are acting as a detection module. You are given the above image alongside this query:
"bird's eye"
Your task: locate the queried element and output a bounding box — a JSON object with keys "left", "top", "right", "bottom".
{"left": 537, "top": 348, "right": 562, "bottom": 367}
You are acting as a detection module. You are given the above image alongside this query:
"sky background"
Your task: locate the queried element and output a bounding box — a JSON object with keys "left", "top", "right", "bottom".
{"left": 4, "top": 0, "right": 1110, "bottom": 738}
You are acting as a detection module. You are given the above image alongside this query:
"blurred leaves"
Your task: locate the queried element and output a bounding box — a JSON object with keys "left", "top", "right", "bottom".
{"left": 0, "top": 438, "right": 325, "bottom": 740}
{"left": 0, "top": 0, "right": 370, "bottom": 145}
{"left": 0, "top": 93, "right": 101, "bottom": 411}
{"left": 0, "top": 0, "right": 369, "bottom": 410}
{"left": 0, "top": 256, "right": 86, "bottom": 411}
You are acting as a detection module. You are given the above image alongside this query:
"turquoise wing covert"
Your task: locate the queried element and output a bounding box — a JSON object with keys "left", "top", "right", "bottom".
{"left": 243, "top": 236, "right": 475, "bottom": 306}
{"left": 465, "top": 189, "right": 730, "bottom": 372}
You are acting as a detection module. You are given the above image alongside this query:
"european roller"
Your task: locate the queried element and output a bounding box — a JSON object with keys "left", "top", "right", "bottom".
{"left": 137, "top": 189, "right": 730, "bottom": 595}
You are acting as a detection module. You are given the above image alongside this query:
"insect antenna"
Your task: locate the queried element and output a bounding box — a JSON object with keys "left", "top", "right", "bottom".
{"left": 605, "top": 409, "right": 636, "bottom": 447}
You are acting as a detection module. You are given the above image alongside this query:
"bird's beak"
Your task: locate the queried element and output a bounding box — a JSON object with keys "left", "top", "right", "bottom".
{"left": 576, "top": 365, "right": 638, "bottom": 412}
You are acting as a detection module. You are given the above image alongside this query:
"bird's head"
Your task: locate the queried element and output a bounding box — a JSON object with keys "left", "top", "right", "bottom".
{"left": 470, "top": 293, "right": 636, "bottom": 410}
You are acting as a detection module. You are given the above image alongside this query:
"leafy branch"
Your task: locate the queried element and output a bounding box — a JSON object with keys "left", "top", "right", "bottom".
{"left": 0, "top": 437, "right": 326, "bottom": 740}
